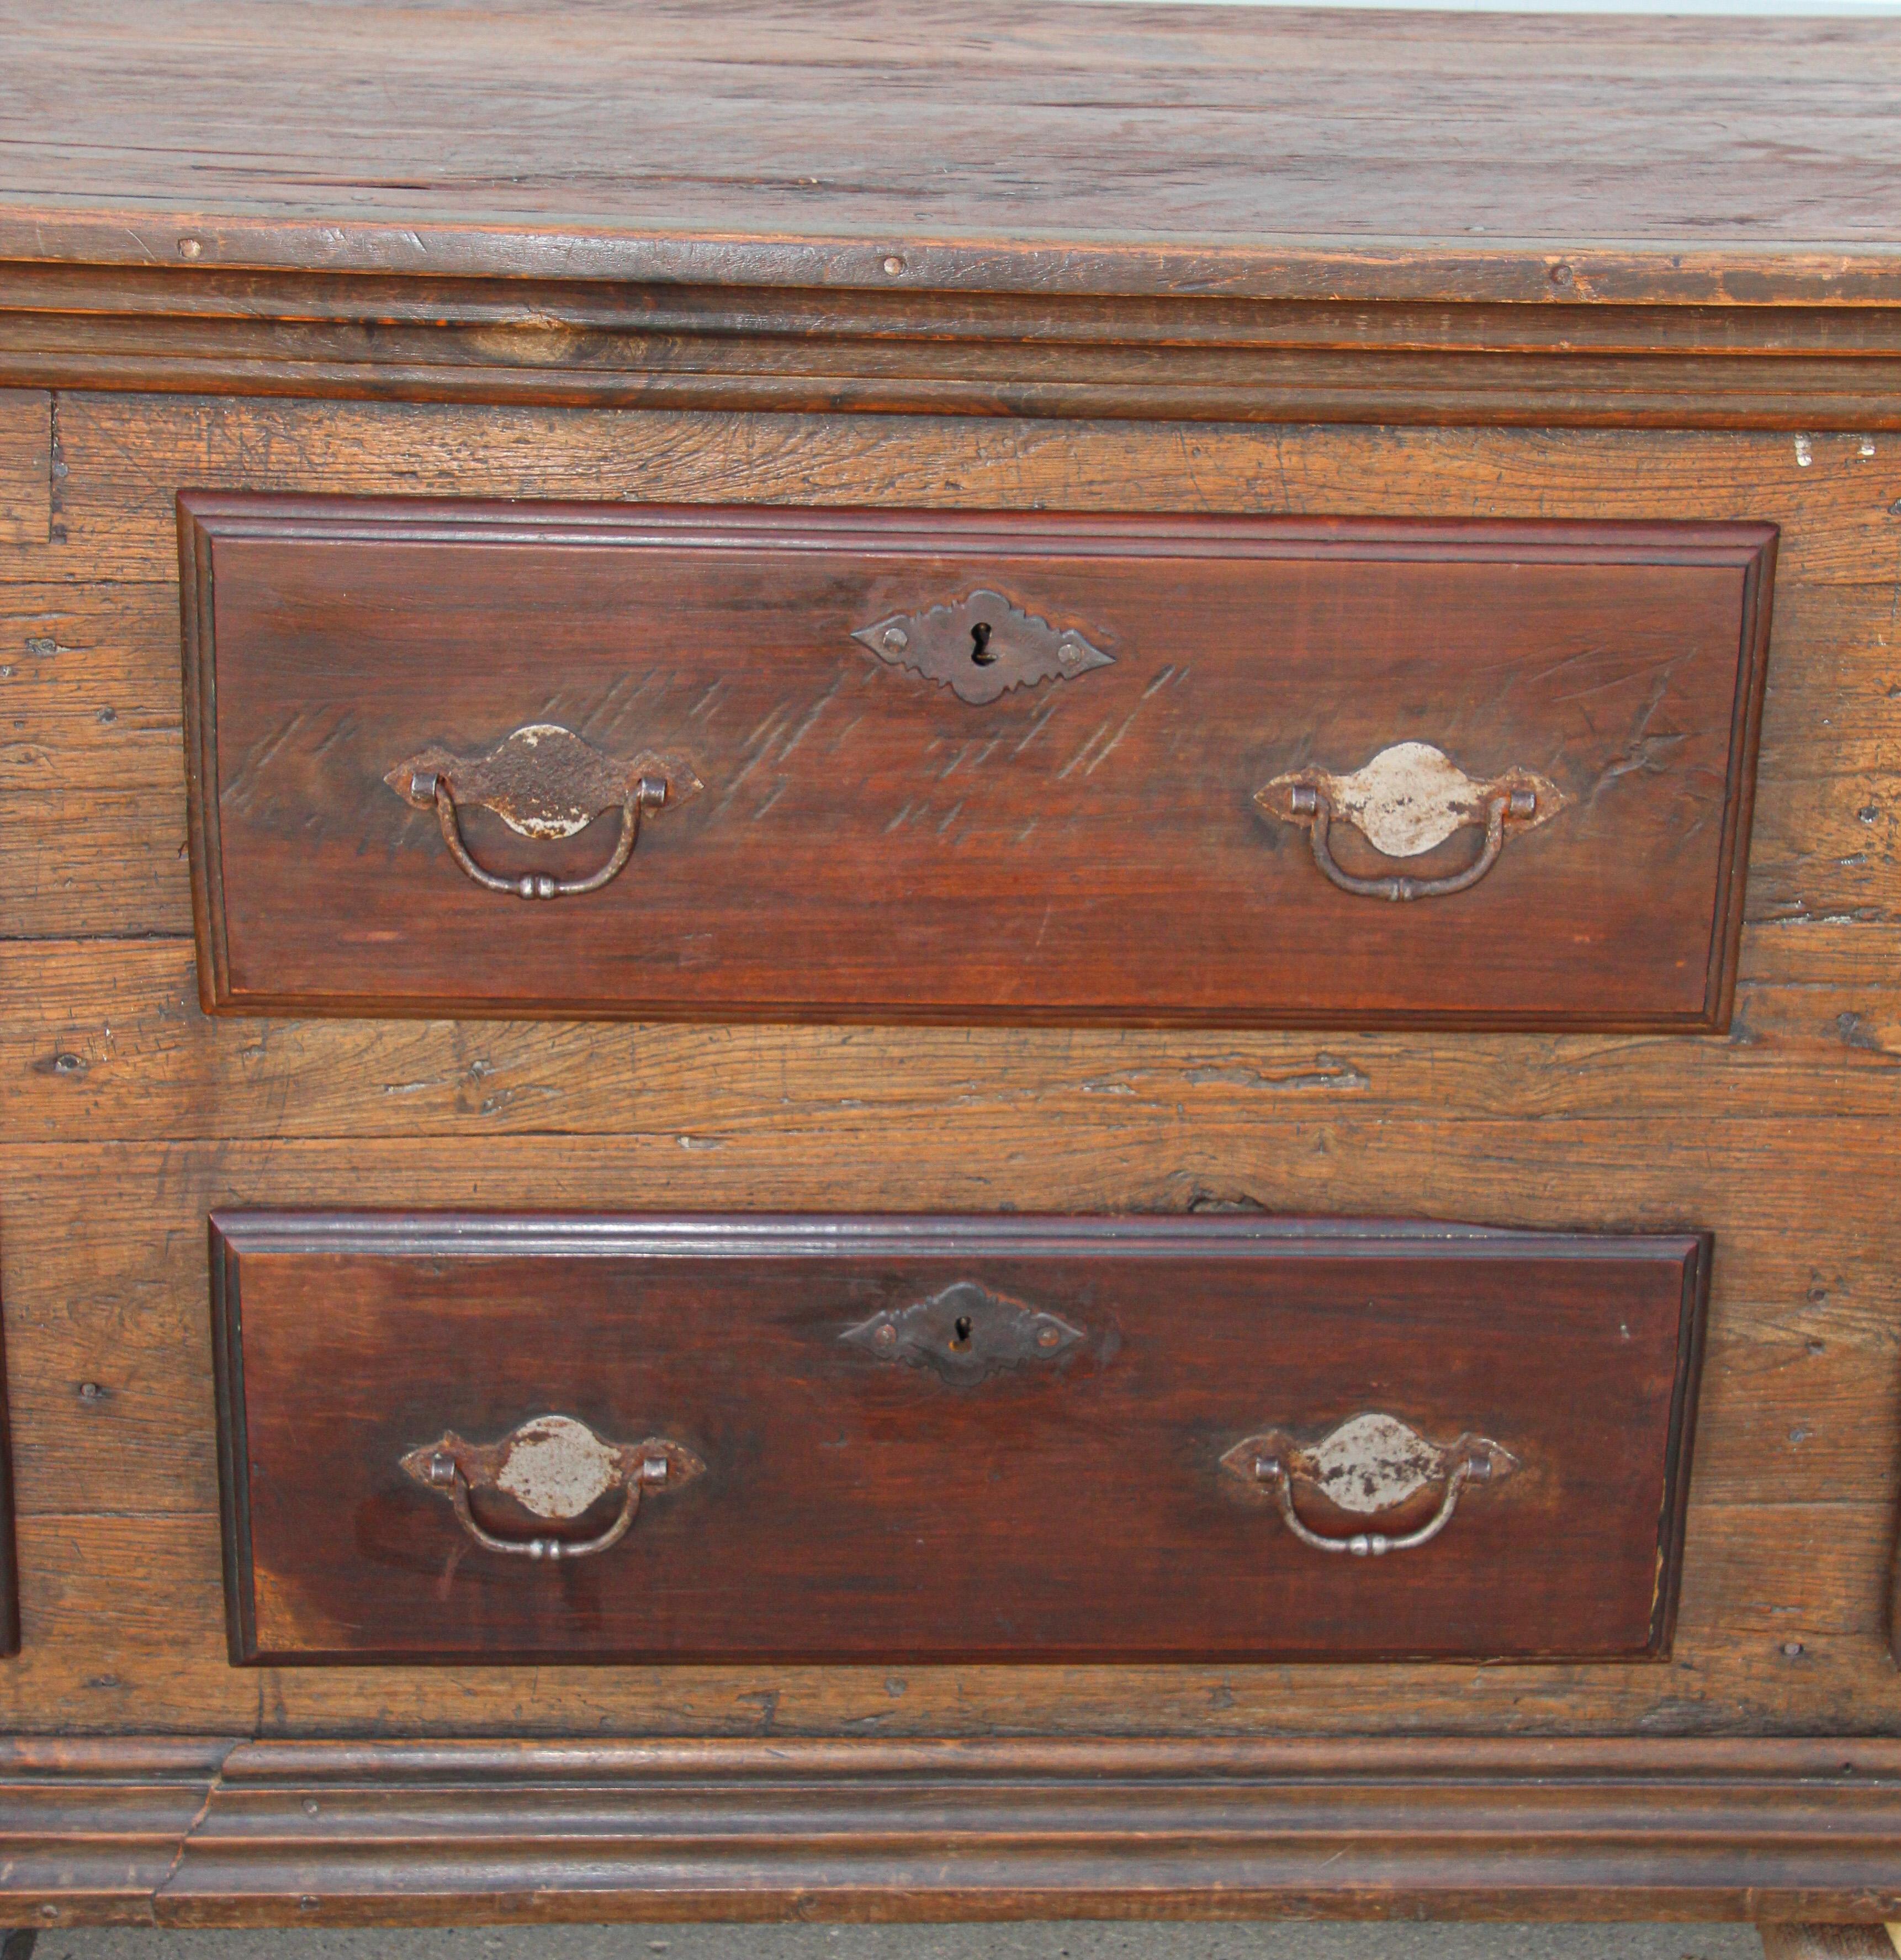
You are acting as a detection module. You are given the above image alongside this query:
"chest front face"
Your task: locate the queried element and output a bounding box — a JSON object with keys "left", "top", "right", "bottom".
{"left": 1, "top": 4, "right": 1899, "bottom": 1909}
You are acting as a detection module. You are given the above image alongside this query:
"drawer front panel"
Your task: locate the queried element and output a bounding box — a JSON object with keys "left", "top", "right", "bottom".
{"left": 212, "top": 1214, "right": 1708, "bottom": 1666}
{"left": 181, "top": 500, "right": 1775, "bottom": 1030}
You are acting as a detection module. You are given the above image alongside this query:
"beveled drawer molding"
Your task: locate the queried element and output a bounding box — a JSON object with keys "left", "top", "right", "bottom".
{"left": 210, "top": 1211, "right": 1708, "bottom": 1667}
{"left": 180, "top": 497, "right": 1776, "bottom": 1030}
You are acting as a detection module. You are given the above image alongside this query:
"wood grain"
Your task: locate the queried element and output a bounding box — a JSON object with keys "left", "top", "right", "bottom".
{"left": 0, "top": 1125, "right": 1893, "bottom": 1736}
{"left": 210, "top": 1213, "right": 1704, "bottom": 1665}
{"left": 6, "top": 934, "right": 1898, "bottom": 1140}
{"left": 3, "top": 277, "right": 1899, "bottom": 427}
{"left": 2, "top": 400, "right": 1894, "bottom": 945}
{"left": 178, "top": 499, "right": 1775, "bottom": 1030}
{"left": 2, "top": 3, "right": 1900, "bottom": 305}
{"left": 44, "top": 400, "right": 1901, "bottom": 589}
{"left": 0, "top": 390, "right": 47, "bottom": 548}
{"left": 6, "top": 1733, "right": 1901, "bottom": 1926}
{"left": 0, "top": 1299, "right": 16, "bottom": 1657}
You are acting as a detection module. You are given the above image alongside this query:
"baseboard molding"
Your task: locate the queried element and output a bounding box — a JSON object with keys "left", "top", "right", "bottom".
{"left": 3, "top": 1735, "right": 1900, "bottom": 1926}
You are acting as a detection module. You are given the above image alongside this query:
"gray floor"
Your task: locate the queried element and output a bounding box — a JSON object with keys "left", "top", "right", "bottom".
{"left": 38, "top": 1926, "right": 1766, "bottom": 1960}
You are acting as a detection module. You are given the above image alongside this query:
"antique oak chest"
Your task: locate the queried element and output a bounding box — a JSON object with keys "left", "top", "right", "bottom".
{"left": 1, "top": 0, "right": 1899, "bottom": 1941}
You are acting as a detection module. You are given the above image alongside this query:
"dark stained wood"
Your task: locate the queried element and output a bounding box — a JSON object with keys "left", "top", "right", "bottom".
{"left": 210, "top": 1212, "right": 1706, "bottom": 1665}
{"left": 2, "top": 4, "right": 1900, "bottom": 306}
{"left": 180, "top": 497, "right": 1776, "bottom": 1031}
{"left": 7, "top": 401, "right": 1893, "bottom": 951}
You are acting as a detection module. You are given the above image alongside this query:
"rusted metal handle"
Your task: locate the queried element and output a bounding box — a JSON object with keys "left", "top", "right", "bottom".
{"left": 1294, "top": 785, "right": 1532, "bottom": 902}
{"left": 416, "top": 770, "right": 666, "bottom": 900}
{"left": 1252, "top": 1450, "right": 1474, "bottom": 1557}
{"left": 401, "top": 1415, "right": 704, "bottom": 1563}
{"left": 422, "top": 1448, "right": 658, "bottom": 1561}
{"left": 1220, "top": 1413, "right": 1518, "bottom": 1557}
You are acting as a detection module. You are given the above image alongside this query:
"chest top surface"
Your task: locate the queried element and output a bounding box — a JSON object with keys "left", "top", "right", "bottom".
{"left": 2, "top": 0, "right": 1900, "bottom": 305}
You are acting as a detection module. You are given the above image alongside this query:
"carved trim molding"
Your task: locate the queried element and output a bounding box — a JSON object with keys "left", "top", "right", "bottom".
{"left": 5, "top": 1735, "right": 1901, "bottom": 1925}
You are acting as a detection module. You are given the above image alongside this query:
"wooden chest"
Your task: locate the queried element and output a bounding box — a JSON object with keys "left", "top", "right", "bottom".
{"left": 1, "top": 0, "right": 1899, "bottom": 1938}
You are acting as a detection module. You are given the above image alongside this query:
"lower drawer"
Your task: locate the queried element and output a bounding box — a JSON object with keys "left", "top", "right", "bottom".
{"left": 211, "top": 1213, "right": 1708, "bottom": 1666}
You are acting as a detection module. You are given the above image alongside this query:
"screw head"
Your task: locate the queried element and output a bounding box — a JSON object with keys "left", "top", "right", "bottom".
{"left": 874, "top": 1322, "right": 898, "bottom": 1346}
{"left": 1036, "top": 1325, "right": 1062, "bottom": 1348}
{"left": 178, "top": 236, "right": 202, "bottom": 259}
{"left": 1057, "top": 643, "right": 1082, "bottom": 667}
{"left": 882, "top": 255, "right": 905, "bottom": 276}
{"left": 882, "top": 626, "right": 908, "bottom": 651}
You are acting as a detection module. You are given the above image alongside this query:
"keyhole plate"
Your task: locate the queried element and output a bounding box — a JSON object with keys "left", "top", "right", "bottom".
{"left": 841, "top": 1281, "right": 1089, "bottom": 1385}
{"left": 852, "top": 590, "right": 1114, "bottom": 706}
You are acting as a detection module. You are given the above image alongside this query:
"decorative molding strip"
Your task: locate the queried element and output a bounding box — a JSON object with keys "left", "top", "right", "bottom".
{"left": 5, "top": 1735, "right": 1901, "bottom": 1925}
{"left": 4, "top": 272, "right": 1900, "bottom": 426}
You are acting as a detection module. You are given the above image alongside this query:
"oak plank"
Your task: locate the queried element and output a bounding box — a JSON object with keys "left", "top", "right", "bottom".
{"left": 0, "top": 389, "right": 49, "bottom": 550}
{"left": 1, "top": 4, "right": 1899, "bottom": 304}
{"left": 43, "top": 401, "right": 1901, "bottom": 588}
{"left": 5, "top": 937, "right": 1899, "bottom": 1140}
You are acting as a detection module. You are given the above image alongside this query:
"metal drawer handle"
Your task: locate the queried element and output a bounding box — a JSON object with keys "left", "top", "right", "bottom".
{"left": 1220, "top": 1412, "right": 1519, "bottom": 1558}
{"left": 1258, "top": 741, "right": 1561, "bottom": 902}
{"left": 389, "top": 723, "right": 702, "bottom": 900}
{"left": 401, "top": 1414, "right": 703, "bottom": 1562}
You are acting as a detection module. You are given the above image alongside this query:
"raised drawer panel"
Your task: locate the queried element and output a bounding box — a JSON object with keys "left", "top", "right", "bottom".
{"left": 181, "top": 500, "right": 1775, "bottom": 1031}
{"left": 211, "top": 1213, "right": 1708, "bottom": 1667}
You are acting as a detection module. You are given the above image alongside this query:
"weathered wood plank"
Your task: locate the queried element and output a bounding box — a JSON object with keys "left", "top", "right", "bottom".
{"left": 0, "top": 389, "right": 49, "bottom": 549}
{"left": 3, "top": 3, "right": 1900, "bottom": 306}
{"left": 4, "top": 936, "right": 1898, "bottom": 1140}
{"left": 42, "top": 400, "right": 1901, "bottom": 587}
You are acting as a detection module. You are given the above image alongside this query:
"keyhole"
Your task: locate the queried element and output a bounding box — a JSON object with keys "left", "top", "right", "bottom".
{"left": 970, "top": 622, "right": 998, "bottom": 665}
{"left": 950, "top": 1314, "right": 974, "bottom": 1351}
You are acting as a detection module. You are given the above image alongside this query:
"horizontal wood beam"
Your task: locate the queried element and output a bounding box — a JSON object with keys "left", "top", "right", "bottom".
{"left": 8, "top": 1735, "right": 1901, "bottom": 1926}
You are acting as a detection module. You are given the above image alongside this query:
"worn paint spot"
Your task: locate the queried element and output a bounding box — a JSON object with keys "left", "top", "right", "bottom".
{"left": 494, "top": 1415, "right": 620, "bottom": 1521}
{"left": 1271, "top": 742, "right": 1561, "bottom": 857}
{"left": 1794, "top": 435, "right": 1814, "bottom": 467}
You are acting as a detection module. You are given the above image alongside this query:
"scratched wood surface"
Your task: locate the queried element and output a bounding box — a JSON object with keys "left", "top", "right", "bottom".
{"left": 179, "top": 500, "right": 1773, "bottom": 1028}
{"left": 215, "top": 1217, "right": 1702, "bottom": 1665}
{"left": 2, "top": 3, "right": 1900, "bottom": 305}
{"left": 0, "top": 386, "right": 1894, "bottom": 1737}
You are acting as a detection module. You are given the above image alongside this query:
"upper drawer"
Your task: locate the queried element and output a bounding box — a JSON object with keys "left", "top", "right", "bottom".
{"left": 181, "top": 497, "right": 1776, "bottom": 1029}
{"left": 211, "top": 1212, "right": 1708, "bottom": 1667}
